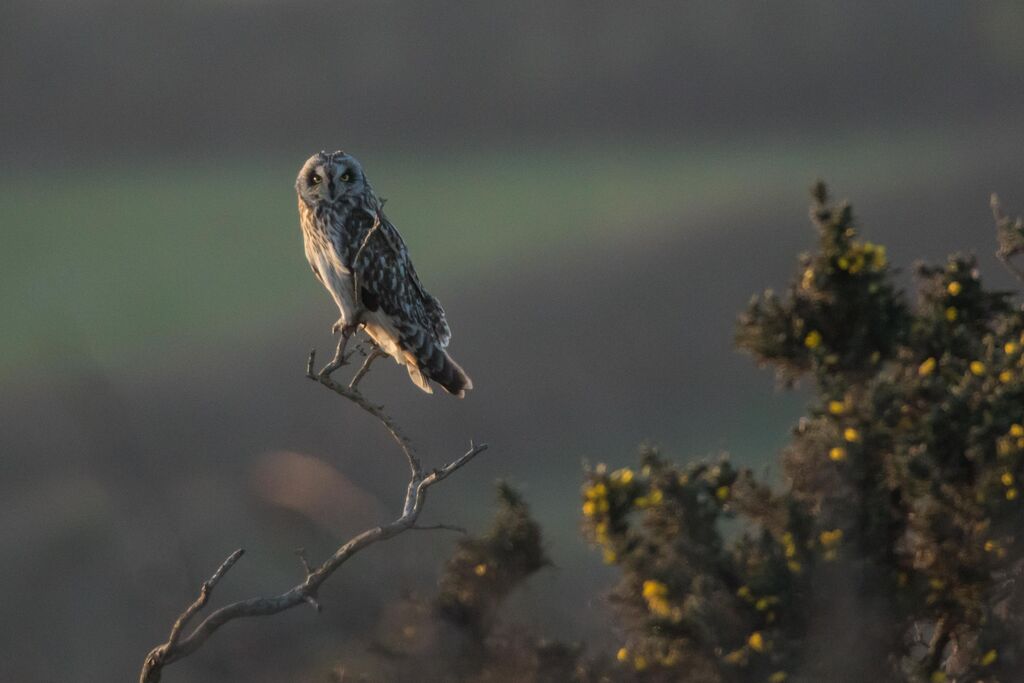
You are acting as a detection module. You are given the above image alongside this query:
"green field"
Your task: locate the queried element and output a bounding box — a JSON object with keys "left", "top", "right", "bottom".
{"left": 1, "top": 126, "right": 1017, "bottom": 380}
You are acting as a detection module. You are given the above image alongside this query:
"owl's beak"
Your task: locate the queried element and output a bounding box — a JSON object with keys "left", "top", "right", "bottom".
{"left": 326, "top": 175, "right": 336, "bottom": 199}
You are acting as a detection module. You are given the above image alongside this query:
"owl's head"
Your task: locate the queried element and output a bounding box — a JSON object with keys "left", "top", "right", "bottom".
{"left": 296, "top": 150, "right": 369, "bottom": 206}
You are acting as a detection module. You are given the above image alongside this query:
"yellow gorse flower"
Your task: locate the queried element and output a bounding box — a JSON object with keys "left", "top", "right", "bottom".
{"left": 829, "top": 446, "right": 847, "bottom": 462}
{"left": 945, "top": 307, "right": 958, "bottom": 322}
{"left": 843, "top": 427, "right": 861, "bottom": 443}
{"left": 836, "top": 241, "right": 886, "bottom": 274}
{"left": 819, "top": 529, "right": 843, "bottom": 546}
{"left": 641, "top": 579, "right": 678, "bottom": 620}
{"left": 780, "top": 531, "right": 802, "bottom": 572}
{"left": 947, "top": 281, "right": 962, "bottom": 296}
{"left": 583, "top": 480, "right": 610, "bottom": 516}
{"left": 634, "top": 487, "right": 663, "bottom": 508}
{"left": 804, "top": 330, "right": 822, "bottom": 349}
{"left": 610, "top": 468, "right": 634, "bottom": 485}
{"left": 801, "top": 268, "right": 814, "bottom": 289}
{"left": 970, "top": 361, "right": 986, "bottom": 376}
{"left": 918, "top": 357, "right": 937, "bottom": 376}
{"left": 828, "top": 400, "right": 845, "bottom": 415}
{"left": 642, "top": 580, "right": 667, "bottom": 599}
{"left": 819, "top": 528, "right": 843, "bottom": 561}
{"left": 781, "top": 532, "right": 797, "bottom": 558}
{"left": 747, "top": 631, "right": 766, "bottom": 652}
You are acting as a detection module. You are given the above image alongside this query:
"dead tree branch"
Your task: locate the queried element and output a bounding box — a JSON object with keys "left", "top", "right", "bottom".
{"left": 992, "top": 193, "right": 1024, "bottom": 285}
{"left": 139, "top": 352, "right": 487, "bottom": 682}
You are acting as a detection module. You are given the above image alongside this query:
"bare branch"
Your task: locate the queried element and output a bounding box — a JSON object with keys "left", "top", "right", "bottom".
{"left": 349, "top": 346, "right": 386, "bottom": 390}
{"left": 139, "top": 352, "right": 488, "bottom": 682}
{"left": 140, "top": 549, "right": 244, "bottom": 682}
{"left": 992, "top": 193, "right": 1024, "bottom": 285}
{"left": 351, "top": 210, "right": 382, "bottom": 313}
{"left": 295, "top": 548, "right": 314, "bottom": 577}
{"left": 319, "top": 328, "right": 358, "bottom": 377}
{"left": 411, "top": 523, "right": 469, "bottom": 534}
{"left": 306, "top": 348, "right": 420, "bottom": 479}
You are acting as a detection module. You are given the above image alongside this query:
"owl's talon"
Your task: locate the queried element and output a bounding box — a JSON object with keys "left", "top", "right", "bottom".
{"left": 332, "top": 320, "right": 363, "bottom": 337}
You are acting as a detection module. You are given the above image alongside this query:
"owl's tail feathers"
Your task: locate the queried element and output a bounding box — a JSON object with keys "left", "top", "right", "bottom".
{"left": 393, "top": 325, "right": 472, "bottom": 398}
{"left": 410, "top": 342, "right": 472, "bottom": 398}
{"left": 430, "top": 351, "right": 473, "bottom": 398}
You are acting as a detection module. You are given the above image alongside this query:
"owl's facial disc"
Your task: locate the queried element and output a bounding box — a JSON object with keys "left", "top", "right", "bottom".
{"left": 296, "top": 152, "right": 365, "bottom": 205}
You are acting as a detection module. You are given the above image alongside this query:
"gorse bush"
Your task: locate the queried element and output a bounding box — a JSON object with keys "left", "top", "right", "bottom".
{"left": 351, "top": 484, "right": 566, "bottom": 682}
{"left": 582, "top": 184, "right": 1024, "bottom": 682}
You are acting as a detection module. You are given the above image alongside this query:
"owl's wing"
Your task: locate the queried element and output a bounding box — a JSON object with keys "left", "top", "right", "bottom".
{"left": 353, "top": 211, "right": 452, "bottom": 347}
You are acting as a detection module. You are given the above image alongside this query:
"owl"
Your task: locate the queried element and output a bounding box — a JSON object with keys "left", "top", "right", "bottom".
{"left": 296, "top": 150, "right": 472, "bottom": 397}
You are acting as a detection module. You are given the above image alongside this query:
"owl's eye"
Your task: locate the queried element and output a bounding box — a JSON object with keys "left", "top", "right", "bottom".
{"left": 310, "top": 173, "right": 322, "bottom": 185}
{"left": 340, "top": 173, "right": 351, "bottom": 182}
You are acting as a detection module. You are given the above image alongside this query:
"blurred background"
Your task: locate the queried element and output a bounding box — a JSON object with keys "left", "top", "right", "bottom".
{"left": 3, "top": 2, "right": 1024, "bottom": 680}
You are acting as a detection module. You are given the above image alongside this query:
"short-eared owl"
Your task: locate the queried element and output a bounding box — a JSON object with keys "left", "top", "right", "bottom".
{"left": 296, "top": 150, "right": 472, "bottom": 397}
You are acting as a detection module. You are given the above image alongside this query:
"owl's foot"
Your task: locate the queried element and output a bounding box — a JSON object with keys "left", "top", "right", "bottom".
{"left": 331, "top": 318, "right": 344, "bottom": 335}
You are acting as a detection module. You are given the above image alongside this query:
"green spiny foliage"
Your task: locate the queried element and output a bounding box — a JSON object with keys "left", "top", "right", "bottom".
{"left": 737, "top": 181, "right": 907, "bottom": 391}
{"left": 352, "top": 484, "right": 564, "bottom": 682}
{"left": 585, "top": 185, "right": 1024, "bottom": 682}
{"left": 436, "top": 481, "right": 550, "bottom": 637}
{"left": 582, "top": 449, "right": 798, "bottom": 682}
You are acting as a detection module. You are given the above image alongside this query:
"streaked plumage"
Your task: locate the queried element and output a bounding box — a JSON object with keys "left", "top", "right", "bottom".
{"left": 296, "top": 150, "right": 472, "bottom": 397}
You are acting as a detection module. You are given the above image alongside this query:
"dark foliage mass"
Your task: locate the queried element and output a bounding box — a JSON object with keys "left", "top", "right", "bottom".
{"left": 579, "top": 185, "right": 1024, "bottom": 682}
{"left": 344, "top": 485, "right": 588, "bottom": 682}
{"left": 335, "top": 186, "right": 1024, "bottom": 683}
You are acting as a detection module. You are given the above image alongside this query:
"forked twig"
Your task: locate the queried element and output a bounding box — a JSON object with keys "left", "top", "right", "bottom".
{"left": 992, "top": 193, "right": 1024, "bottom": 285}
{"left": 350, "top": 346, "right": 387, "bottom": 390}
